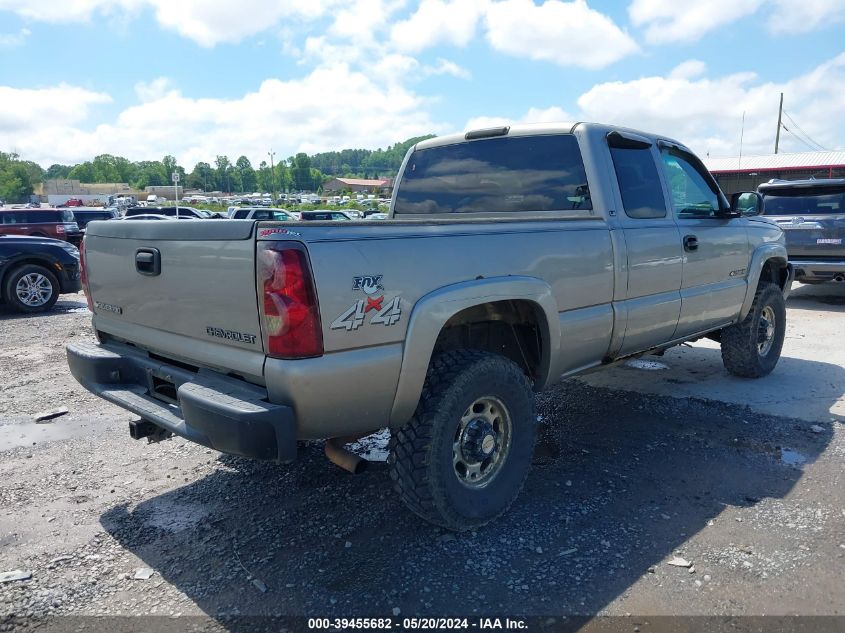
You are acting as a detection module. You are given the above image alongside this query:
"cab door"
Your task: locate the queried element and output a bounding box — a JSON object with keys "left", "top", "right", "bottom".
{"left": 657, "top": 145, "right": 749, "bottom": 338}
{"left": 606, "top": 131, "right": 684, "bottom": 356}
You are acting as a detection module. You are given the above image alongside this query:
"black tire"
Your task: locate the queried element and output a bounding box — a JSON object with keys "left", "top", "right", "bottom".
{"left": 388, "top": 350, "right": 536, "bottom": 531}
{"left": 720, "top": 282, "right": 786, "bottom": 378}
{"left": 3, "top": 264, "right": 60, "bottom": 313}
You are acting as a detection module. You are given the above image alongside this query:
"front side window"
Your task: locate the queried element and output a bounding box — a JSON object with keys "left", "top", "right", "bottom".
{"left": 609, "top": 146, "right": 667, "bottom": 219}
{"left": 661, "top": 150, "right": 722, "bottom": 218}
{"left": 393, "top": 134, "right": 592, "bottom": 215}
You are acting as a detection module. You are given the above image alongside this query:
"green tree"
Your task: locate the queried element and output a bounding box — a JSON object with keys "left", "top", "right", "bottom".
{"left": 235, "top": 156, "right": 256, "bottom": 193}
{"left": 0, "top": 152, "right": 35, "bottom": 203}
{"left": 215, "top": 155, "right": 232, "bottom": 192}
{"left": 67, "top": 161, "right": 96, "bottom": 183}
{"left": 188, "top": 162, "right": 214, "bottom": 191}
{"left": 46, "top": 164, "right": 73, "bottom": 180}
{"left": 291, "top": 153, "right": 314, "bottom": 191}
{"left": 256, "top": 160, "right": 272, "bottom": 193}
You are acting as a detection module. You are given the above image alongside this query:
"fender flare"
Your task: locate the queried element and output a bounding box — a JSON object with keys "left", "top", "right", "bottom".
{"left": 388, "top": 276, "right": 560, "bottom": 427}
{"left": 739, "top": 243, "right": 790, "bottom": 320}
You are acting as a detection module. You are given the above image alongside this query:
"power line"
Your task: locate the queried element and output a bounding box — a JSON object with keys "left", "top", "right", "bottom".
{"left": 782, "top": 110, "right": 828, "bottom": 151}
{"left": 780, "top": 123, "right": 824, "bottom": 152}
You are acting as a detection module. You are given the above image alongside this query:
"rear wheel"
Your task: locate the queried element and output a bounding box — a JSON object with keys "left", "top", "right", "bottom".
{"left": 3, "top": 264, "right": 60, "bottom": 313}
{"left": 720, "top": 282, "right": 785, "bottom": 378}
{"left": 388, "top": 350, "right": 536, "bottom": 531}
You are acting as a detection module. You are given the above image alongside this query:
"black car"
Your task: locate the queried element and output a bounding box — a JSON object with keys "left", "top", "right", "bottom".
{"left": 72, "top": 207, "right": 119, "bottom": 230}
{"left": 0, "top": 235, "right": 82, "bottom": 313}
{"left": 759, "top": 178, "right": 845, "bottom": 284}
{"left": 125, "top": 206, "right": 220, "bottom": 219}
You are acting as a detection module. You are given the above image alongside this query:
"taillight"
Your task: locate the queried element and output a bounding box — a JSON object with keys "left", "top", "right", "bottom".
{"left": 80, "top": 240, "right": 94, "bottom": 311}
{"left": 56, "top": 224, "right": 66, "bottom": 235}
{"left": 257, "top": 242, "right": 323, "bottom": 359}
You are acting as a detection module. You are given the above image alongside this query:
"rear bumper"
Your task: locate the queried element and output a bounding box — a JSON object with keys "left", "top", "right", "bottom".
{"left": 66, "top": 340, "right": 297, "bottom": 462}
{"left": 790, "top": 259, "right": 845, "bottom": 281}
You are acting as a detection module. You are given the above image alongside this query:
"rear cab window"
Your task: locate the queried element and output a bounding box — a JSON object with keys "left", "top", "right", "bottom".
{"left": 393, "top": 134, "right": 592, "bottom": 216}
{"left": 761, "top": 185, "right": 845, "bottom": 215}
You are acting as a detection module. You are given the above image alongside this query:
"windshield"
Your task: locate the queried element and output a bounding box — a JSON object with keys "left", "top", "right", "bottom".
{"left": 762, "top": 186, "right": 845, "bottom": 216}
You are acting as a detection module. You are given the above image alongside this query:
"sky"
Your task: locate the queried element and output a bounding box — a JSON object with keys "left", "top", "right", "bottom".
{"left": 0, "top": 0, "right": 844, "bottom": 169}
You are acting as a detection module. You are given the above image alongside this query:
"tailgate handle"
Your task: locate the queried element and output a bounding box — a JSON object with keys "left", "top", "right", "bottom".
{"left": 135, "top": 248, "right": 161, "bottom": 276}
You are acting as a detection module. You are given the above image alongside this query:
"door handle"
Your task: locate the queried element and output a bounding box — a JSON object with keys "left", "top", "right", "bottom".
{"left": 683, "top": 235, "right": 699, "bottom": 252}
{"left": 135, "top": 248, "right": 161, "bottom": 276}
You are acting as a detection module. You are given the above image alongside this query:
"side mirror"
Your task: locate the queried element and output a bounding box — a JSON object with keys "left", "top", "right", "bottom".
{"left": 729, "top": 191, "right": 763, "bottom": 217}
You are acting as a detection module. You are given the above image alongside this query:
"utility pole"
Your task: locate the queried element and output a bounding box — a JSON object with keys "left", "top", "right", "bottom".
{"left": 774, "top": 92, "right": 783, "bottom": 154}
{"left": 268, "top": 150, "right": 276, "bottom": 201}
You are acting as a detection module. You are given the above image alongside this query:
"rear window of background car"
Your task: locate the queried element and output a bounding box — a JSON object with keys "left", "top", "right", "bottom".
{"left": 393, "top": 134, "right": 592, "bottom": 215}
{"left": 762, "top": 186, "right": 845, "bottom": 215}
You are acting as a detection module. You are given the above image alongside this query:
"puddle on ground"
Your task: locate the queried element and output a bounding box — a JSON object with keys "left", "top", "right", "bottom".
{"left": 626, "top": 359, "right": 670, "bottom": 371}
{"left": 780, "top": 448, "right": 807, "bottom": 467}
{"left": 0, "top": 419, "right": 89, "bottom": 451}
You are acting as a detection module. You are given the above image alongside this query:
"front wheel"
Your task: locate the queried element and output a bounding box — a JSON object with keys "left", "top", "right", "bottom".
{"left": 3, "top": 264, "right": 60, "bottom": 313}
{"left": 720, "top": 282, "right": 786, "bottom": 378}
{"left": 388, "top": 350, "right": 536, "bottom": 531}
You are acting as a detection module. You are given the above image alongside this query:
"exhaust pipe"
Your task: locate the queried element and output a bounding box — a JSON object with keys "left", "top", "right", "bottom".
{"left": 325, "top": 436, "right": 368, "bottom": 474}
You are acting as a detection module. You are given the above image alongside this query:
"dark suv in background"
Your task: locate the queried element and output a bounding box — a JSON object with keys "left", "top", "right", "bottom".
{"left": 759, "top": 178, "right": 845, "bottom": 284}
{"left": 0, "top": 208, "right": 82, "bottom": 245}
{"left": 71, "top": 207, "right": 119, "bottom": 231}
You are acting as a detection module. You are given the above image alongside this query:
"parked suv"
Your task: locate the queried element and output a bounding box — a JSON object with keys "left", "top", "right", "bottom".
{"left": 72, "top": 207, "right": 120, "bottom": 231}
{"left": 0, "top": 208, "right": 82, "bottom": 245}
{"left": 759, "top": 178, "right": 845, "bottom": 283}
{"left": 0, "top": 235, "right": 81, "bottom": 312}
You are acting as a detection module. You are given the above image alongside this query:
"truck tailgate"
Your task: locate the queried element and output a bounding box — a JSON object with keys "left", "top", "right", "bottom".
{"left": 83, "top": 220, "right": 265, "bottom": 377}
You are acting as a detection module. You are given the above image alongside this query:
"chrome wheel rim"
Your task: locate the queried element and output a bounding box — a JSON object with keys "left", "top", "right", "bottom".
{"left": 757, "top": 305, "right": 776, "bottom": 356}
{"left": 453, "top": 396, "right": 512, "bottom": 488}
{"left": 15, "top": 273, "right": 53, "bottom": 307}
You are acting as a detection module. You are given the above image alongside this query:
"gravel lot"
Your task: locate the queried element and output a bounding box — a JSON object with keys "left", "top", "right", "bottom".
{"left": 1, "top": 287, "right": 844, "bottom": 628}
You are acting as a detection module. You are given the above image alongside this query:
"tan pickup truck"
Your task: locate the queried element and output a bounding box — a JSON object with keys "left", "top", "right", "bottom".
{"left": 67, "top": 122, "right": 793, "bottom": 530}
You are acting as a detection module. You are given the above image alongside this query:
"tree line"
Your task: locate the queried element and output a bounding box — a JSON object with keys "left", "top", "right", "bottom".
{"left": 0, "top": 134, "right": 435, "bottom": 203}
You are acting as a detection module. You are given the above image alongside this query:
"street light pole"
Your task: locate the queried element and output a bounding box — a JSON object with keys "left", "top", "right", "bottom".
{"left": 268, "top": 150, "right": 276, "bottom": 202}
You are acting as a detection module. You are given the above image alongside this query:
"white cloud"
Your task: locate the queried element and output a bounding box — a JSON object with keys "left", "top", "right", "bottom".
{"left": 134, "top": 77, "right": 175, "bottom": 102}
{"left": 0, "top": 0, "right": 338, "bottom": 46}
{"left": 0, "top": 26, "right": 30, "bottom": 47}
{"left": 668, "top": 59, "right": 707, "bottom": 80}
{"left": 576, "top": 53, "right": 845, "bottom": 156}
{"left": 390, "top": 0, "right": 489, "bottom": 52}
{"left": 485, "top": 0, "right": 639, "bottom": 69}
{"left": 464, "top": 105, "right": 573, "bottom": 131}
{"left": 0, "top": 66, "right": 447, "bottom": 167}
{"left": 0, "top": 84, "right": 111, "bottom": 134}
{"left": 629, "top": 0, "right": 764, "bottom": 44}
{"left": 767, "top": 0, "right": 845, "bottom": 33}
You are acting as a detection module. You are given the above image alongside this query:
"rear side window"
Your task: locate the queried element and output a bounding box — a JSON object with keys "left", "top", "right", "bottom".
{"left": 233, "top": 209, "right": 250, "bottom": 219}
{"left": 762, "top": 186, "right": 845, "bottom": 215}
{"left": 393, "top": 134, "right": 592, "bottom": 215}
{"left": 609, "top": 146, "right": 667, "bottom": 219}
{"left": 27, "top": 211, "right": 62, "bottom": 223}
